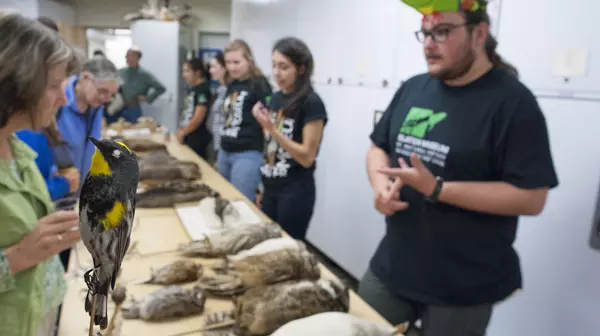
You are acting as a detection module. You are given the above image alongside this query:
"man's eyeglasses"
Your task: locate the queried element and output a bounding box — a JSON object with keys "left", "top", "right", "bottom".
{"left": 415, "top": 23, "right": 470, "bottom": 44}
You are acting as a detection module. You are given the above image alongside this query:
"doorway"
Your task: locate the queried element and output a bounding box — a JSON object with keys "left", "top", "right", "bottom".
{"left": 86, "top": 28, "right": 132, "bottom": 69}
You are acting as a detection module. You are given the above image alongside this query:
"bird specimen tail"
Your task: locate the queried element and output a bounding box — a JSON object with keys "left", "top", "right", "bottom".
{"left": 85, "top": 283, "right": 109, "bottom": 330}
{"left": 392, "top": 321, "right": 410, "bottom": 335}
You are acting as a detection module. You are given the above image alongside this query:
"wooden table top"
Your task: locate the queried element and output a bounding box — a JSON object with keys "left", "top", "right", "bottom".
{"left": 58, "top": 135, "right": 390, "bottom": 336}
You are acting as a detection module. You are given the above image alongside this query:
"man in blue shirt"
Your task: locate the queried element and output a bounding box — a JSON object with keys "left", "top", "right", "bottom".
{"left": 56, "top": 56, "right": 120, "bottom": 193}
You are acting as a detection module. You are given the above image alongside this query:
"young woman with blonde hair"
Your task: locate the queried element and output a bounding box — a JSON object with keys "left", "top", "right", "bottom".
{"left": 218, "top": 39, "right": 272, "bottom": 202}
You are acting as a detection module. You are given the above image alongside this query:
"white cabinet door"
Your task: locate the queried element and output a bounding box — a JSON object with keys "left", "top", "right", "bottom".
{"left": 131, "top": 20, "right": 180, "bottom": 131}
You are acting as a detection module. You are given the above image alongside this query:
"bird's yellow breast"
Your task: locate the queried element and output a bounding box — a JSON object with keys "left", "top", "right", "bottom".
{"left": 99, "top": 200, "right": 125, "bottom": 230}
{"left": 90, "top": 151, "right": 112, "bottom": 176}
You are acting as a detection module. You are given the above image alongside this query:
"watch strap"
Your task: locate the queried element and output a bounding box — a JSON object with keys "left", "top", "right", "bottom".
{"left": 426, "top": 176, "right": 444, "bottom": 202}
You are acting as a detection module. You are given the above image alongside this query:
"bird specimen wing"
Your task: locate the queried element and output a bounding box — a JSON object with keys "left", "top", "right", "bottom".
{"left": 234, "top": 278, "right": 350, "bottom": 335}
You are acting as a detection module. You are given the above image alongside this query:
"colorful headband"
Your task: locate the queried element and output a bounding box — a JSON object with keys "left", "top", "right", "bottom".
{"left": 400, "top": 0, "right": 483, "bottom": 16}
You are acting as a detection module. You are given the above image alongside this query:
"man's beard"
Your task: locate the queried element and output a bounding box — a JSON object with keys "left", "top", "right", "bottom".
{"left": 428, "top": 48, "right": 475, "bottom": 81}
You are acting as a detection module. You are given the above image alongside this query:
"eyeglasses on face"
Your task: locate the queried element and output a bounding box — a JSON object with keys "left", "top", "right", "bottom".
{"left": 415, "top": 22, "right": 470, "bottom": 44}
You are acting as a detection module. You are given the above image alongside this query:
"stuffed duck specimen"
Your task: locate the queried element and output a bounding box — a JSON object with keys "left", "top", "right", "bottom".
{"left": 198, "top": 237, "right": 321, "bottom": 296}
{"left": 233, "top": 278, "right": 350, "bottom": 336}
{"left": 269, "top": 311, "right": 409, "bottom": 336}
{"left": 178, "top": 222, "right": 282, "bottom": 258}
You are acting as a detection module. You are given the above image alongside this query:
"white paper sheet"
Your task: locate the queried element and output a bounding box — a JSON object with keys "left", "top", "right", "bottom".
{"left": 176, "top": 200, "right": 263, "bottom": 240}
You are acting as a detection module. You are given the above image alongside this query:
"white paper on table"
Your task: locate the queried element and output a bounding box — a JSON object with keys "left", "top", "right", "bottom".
{"left": 552, "top": 47, "right": 590, "bottom": 77}
{"left": 105, "top": 129, "right": 118, "bottom": 138}
{"left": 176, "top": 200, "right": 262, "bottom": 241}
{"left": 229, "top": 200, "right": 263, "bottom": 225}
{"left": 121, "top": 128, "right": 152, "bottom": 137}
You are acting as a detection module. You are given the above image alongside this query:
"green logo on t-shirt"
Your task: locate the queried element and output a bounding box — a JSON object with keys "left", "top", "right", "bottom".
{"left": 265, "top": 95, "right": 272, "bottom": 106}
{"left": 400, "top": 107, "right": 447, "bottom": 138}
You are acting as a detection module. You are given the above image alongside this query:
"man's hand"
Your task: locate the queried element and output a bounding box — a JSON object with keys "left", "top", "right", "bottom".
{"left": 378, "top": 153, "right": 437, "bottom": 197}
{"left": 374, "top": 178, "right": 409, "bottom": 216}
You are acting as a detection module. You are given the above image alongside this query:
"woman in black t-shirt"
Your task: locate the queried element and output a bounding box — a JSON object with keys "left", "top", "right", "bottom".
{"left": 218, "top": 40, "right": 272, "bottom": 202}
{"left": 178, "top": 58, "right": 213, "bottom": 159}
{"left": 252, "top": 37, "right": 328, "bottom": 240}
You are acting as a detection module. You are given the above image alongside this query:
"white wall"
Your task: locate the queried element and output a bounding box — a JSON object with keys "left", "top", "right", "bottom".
{"left": 73, "top": 0, "right": 231, "bottom": 31}
{"left": 0, "top": 0, "right": 39, "bottom": 18}
{"left": 38, "top": 0, "right": 75, "bottom": 24}
{"left": 231, "top": 0, "right": 600, "bottom": 335}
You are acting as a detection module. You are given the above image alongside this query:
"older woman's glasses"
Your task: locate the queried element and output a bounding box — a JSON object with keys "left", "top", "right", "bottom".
{"left": 415, "top": 23, "right": 469, "bottom": 44}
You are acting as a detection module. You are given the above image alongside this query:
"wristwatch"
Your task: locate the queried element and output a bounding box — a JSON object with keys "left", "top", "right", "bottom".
{"left": 425, "top": 176, "right": 444, "bottom": 203}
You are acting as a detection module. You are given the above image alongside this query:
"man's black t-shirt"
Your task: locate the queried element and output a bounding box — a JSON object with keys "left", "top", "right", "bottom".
{"left": 181, "top": 81, "right": 212, "bottom": 153}
{"left": 369, "top": 68, "right": 559, "bottom": 306}
{"left": 221, "top": 77, "right": 272, "bottom": 153}
{"left": 260, "top": 91, "right": 328, "bottom": 189}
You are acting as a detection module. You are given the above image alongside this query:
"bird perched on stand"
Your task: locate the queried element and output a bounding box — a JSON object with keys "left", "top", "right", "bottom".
{"left": 79, "top": 137, "right": 140, "bottom": 330}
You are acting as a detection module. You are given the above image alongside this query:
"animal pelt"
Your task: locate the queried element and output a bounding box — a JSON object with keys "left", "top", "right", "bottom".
{"left": 269, "top": 312, "right": 409, "bottom": 336}
{"left": 121, "top": 285, "right": 206, "bottom": 321}
{"left": 178, "top": 223, "right": 282, "bottom": 258}
{"left": 138, "top": 151, "right": 201, "bottom": 181}
{"left": 140, "top": 259, "right": 203, "bottom": 285}
{"left": 232, "top": 278, "right": 350, "bottom": 336}
{"left": 197, "top": 196, "right": 244, "bottom": 230}
{"left": 199, "top": 238, "right": 320, "bottom": 296}
{"left": 111, "top": 137, "right": 167, "bottom": 153}
{"left": 136, "top": 181, "right": 218, "bottom": 208}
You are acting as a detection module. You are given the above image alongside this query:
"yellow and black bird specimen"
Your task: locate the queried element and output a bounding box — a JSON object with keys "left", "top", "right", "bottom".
{"left": 79, "top": 137, "right": 140, "bottom": 330}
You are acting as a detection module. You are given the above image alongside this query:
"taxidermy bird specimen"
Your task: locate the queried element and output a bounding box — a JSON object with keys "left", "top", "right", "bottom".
{"left": 121, "top": 285, "right": 206, "bottom": 321}
{"left": 178, "top": 222, "right": 282, "bottom": 258}
{"left": 79, "top": 138, "right": 140, "bottom": 330}
{"left": 110, "top": 137, "right": 167, "bottom": 154}
{"left": 233, "top": 278, "right": 350, "bottom": 336}
{"left": 197, "top": 196, "right": 245, "bottom": 230}
{"left": 136, "top": 181, "right": 218, "bottom": 208}
{"left": 199, "top": 237, "right": 320, "bottom": 296}
{"left": 124, "top": 0, "right": 195, "bottom": 23}
{"left": 137, "top": 259, "right": 204, "bottom": 285}
{"left": 138, "top": 151, "right": 201, "bottom": 182}
{"left": 270, "top": 312, "right": 409, "bottom": 336}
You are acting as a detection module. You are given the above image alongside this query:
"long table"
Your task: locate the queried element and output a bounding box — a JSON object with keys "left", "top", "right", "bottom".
{"left": 58, "top": 136, "right": 390, "bottom": 335}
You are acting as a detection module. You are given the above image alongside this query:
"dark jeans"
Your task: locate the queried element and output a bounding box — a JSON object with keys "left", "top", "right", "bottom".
{"left": 261, "top": 173, "right": 316, "bottom": 241}
{"left": 105, "top": 105, "right": 142, "bottom": 124}
{"left": 358, "top": 268, "right": 493, "bottom": 336}
{"left": 185, "top": 131, "right": 211, "bottom": 161}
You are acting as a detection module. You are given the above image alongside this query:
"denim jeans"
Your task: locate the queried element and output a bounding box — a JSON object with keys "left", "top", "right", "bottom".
{"left": 105, "top": 105, "right": 142, "bottom": 124}
{"left": 217, "top": 150, "right": 262, "bottom": 202}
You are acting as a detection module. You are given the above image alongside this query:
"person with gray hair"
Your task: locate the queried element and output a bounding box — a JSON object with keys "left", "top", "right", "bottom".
{"left": 0, "top": 10, "right": 81, "bottom": 336}
{"left": 55, "top": 55, "right": 120, "bottom": 194}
